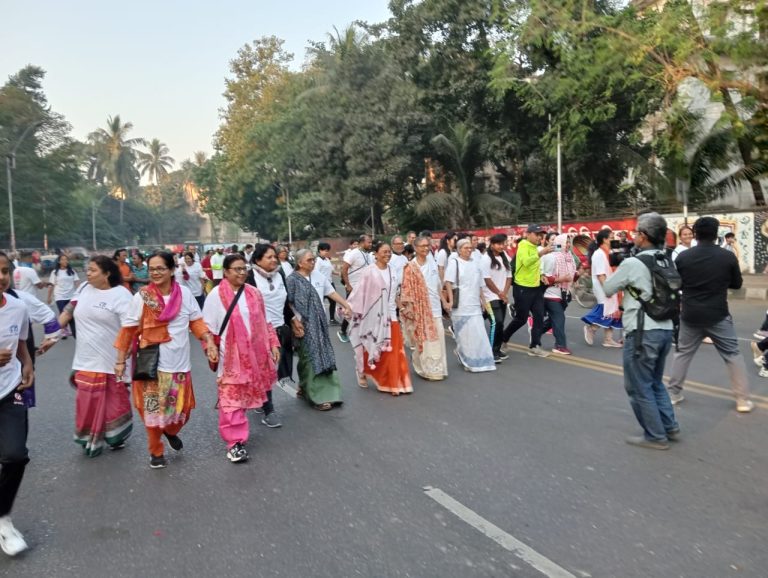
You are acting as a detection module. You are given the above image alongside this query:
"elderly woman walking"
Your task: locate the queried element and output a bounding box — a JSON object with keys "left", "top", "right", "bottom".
{"left": 400, "top": 235, "right": 448, "bottom": 381}
{"left": 444, "top": 238, "right": 496, "bottom": 372}
{"left": 59, "top": 256, "right": 134, "bottom": 457}
{"left": 114, "top": 251, "right": 217, "bottom": 469}
{"left": 285, "top": 249, "right": 352, "bottom": 410}
{"left": 348, "top": 242, "right": 413, "bottom": 395}
{"left": 203, "top": 254, "right": 280, "bottom": 462}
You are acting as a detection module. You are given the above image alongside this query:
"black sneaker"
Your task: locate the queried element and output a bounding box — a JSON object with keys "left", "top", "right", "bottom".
{"left": 494, "top": 355, "right": 503, "bottom": 364}
{"left": 497, "top": 352, "right": 509, "bottom": 361}
{"left": 261, "top": 413, "right": 283, "bottom": 428}
{"left": 227, "top": 442, "right": 248, "bottom": 463}
{"left": 150, "top": 455, "right": 167, "bottom": 469}
{"left": 164, "top": 433, "right": 183, "bottom": 451}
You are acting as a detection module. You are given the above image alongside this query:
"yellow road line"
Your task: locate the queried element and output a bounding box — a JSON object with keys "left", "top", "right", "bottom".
{"left": 505, "top": 343, "right": 768, "bottom": 409}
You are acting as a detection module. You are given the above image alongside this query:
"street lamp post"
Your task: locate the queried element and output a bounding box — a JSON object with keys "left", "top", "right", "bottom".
{"left": 5, "top": 121, "right": 42, "bottom": 253}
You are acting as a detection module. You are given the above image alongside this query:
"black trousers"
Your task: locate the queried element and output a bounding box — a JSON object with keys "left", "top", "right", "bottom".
{"left": 326, "top": 282, "right": 337, "bottom": 322}
{"left": 340, "top": 287, "right": 354, "bottom": 334}
{"left": 0, "top": 390, "right": 29, "bottom": 517}
{"left": 502, "top": 284, "right": 546, "bottom": 348}
{"left": 488, "top": 299, "right": 507, "bottom": 355}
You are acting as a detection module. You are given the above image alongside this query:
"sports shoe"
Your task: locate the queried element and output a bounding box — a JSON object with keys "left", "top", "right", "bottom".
{"left": 625, "top": 435, "right": 669, "bottom": 450}
{"left": 552, "top": 346, "right": 572, "bottom": 355}
{"left": 702, "top": 336, "right": 713, "bottom": 344}
{"left": 499, "top": 342, "right": 510, "bottom": 354}
{"left": 336, "top": 331, "right": 350, "bottom": 344}
{"left": 751, "top": 341, "right": 762, "bottom": 359}
{"left": 497, "top": 352, "right": 509, "bottom": 361}
{"left": 149, "top": 455, "right": 167, "bottom": 469}
{"left": 109, "top": 442, "right": 126, "bottom": 451}
{"left": 583, "top": 325, "right": 595, "bottom": 346}
{"left": 754, "top": 330, "right": 768, "bottom": 340}
{"left": 602, "top": 339, "right": 623, "bottom": 348}
{"left": 759, "top": 368, "right": 768, "bottom": 378}
{"left": 261, "top": 412, "right": 283, "bottom": 428}
{"left": 666, "top": 428, "right": 681, "bottom": 441}
{"left": 669, "top": 392, "right": 684, "bottom": 405}
{"left": 0, "top": 516, "right": 28, "bottom": 556}
{"left": 527, "top": 346, "right": 550, "bottom": 358}
{"left": 227, "top": 442, "right": 248, "bottom": 463}
{"left": 736, "top": 399, "right": 755, "bottom": 413}
{"left": 446, "top": 325, "right": 455, "bottom": 339}
{"left": 754, "top": 356, "right": 765, "bottom": 369}
{"left": 493, "top": 354, "right": 503, "bottom": 364}
{"left": 164, "top": 433, "right": 183, "bottom": 451}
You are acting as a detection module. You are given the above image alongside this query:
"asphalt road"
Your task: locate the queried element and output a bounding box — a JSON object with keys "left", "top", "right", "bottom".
{"left": 3, "top": 298, "right": 768, "bottom": 577}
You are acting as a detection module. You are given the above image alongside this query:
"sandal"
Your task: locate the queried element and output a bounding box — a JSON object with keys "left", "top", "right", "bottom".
{"left": 356, "top": 373, "right": 368, "bottom": 388}
{"left": 314, "top": 402, "right": 332, "bottom": 411}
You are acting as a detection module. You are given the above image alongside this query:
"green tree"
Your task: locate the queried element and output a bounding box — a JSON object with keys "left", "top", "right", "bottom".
{"left": 137, "top": 138, "right": 175, "bottom": 188}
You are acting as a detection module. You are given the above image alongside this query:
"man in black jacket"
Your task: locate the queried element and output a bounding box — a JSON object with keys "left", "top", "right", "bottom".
{"left": 666, "top": 216, "right": 753, "bottom": 412}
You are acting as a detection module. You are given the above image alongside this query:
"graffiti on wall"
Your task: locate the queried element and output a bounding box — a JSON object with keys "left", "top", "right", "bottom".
{"left": 753, "top": 211, "right": 768, "bottom": 275}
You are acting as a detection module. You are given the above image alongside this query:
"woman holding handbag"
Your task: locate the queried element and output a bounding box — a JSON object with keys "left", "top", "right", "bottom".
{"left": 114, "top": 251, "right": 217, "bottom": 470}
{"left": 444, "top": 239, "right": 496, "bottom": 373}
{"left": 203, "top": 254, "right": 280, "bottom": 463}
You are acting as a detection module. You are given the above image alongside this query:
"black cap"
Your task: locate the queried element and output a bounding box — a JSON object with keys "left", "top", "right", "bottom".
{"left": 526, "top": 224, "right": 544, "bottom": 233}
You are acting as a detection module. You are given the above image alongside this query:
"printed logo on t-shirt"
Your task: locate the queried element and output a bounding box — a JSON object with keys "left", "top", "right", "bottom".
{"left": 7, "top": 324, "right": 19, "bottom": 336}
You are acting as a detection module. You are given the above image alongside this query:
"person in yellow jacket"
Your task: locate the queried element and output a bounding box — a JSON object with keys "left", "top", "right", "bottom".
{"left": 500, "top": 224, "right": 552, "bottom": 358}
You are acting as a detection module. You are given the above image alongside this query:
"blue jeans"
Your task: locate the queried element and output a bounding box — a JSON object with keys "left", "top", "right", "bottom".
{"left": 542, "top": 299, "right": 567, "bottom": 348}
{"left": 622, "top": 329, "right": 678, "bottom": 442}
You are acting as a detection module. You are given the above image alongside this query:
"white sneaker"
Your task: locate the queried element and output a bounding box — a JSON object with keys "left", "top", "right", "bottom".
{"left": 669, "top": 392, "right": 684, "bottom": 405}
{"left": 527, "top": 346, "right": 550, "bottom": 358}
{"left": 736, "top": 399, "right": 755, "bottom": 413}
{"left": 583, "top": 325, "right": 595, "bottom": 346}
{"left": 759, "top": 368, "right": 768, "bottom": 378}
{"left": 754, "top": 356, "right": 765, "bottom": 369}
{"left": 0, "top": 516, "right": 28, "bottom": 556}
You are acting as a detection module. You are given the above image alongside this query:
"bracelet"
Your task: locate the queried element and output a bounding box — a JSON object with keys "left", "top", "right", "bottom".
{"left": 115, "top": 361, "right": 126, "bottom": 366}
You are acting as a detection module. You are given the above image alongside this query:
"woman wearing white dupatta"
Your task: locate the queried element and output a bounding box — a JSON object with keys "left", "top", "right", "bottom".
{"left": 444, "top": 239, "right": 496, "bottom": 373}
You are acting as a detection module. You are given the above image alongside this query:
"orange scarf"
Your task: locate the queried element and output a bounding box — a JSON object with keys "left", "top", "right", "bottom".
{"left": 399, "top": 260, "right": 438, "bottom": 352}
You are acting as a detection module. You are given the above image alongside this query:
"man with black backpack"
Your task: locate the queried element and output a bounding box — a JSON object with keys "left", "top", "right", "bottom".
{"left": 666, "top": 216, "right": 754, "bottom": 413}
{"left": 603, "top": 212, "right": 680, "bottom": 450}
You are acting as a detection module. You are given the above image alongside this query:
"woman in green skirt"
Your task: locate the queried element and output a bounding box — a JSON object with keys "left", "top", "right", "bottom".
{"left": 286, "top": 249, "right": 352, "bottom": 411}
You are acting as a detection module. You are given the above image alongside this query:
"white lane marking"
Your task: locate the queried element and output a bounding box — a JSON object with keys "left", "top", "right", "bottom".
{"left": 423, "top": 486, "right": 576, "bottom": 578}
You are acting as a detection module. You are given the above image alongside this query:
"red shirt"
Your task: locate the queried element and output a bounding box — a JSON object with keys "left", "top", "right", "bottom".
{"left": 201, "top": 256, "right": 213, "bottom": 280}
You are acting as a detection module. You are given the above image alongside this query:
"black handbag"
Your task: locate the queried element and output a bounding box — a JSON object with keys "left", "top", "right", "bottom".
{"left": 133, "top": 343, "right": 160, "bottom": 381}
{"left": 451, "top": 256, "right": 460, "bottom": 310}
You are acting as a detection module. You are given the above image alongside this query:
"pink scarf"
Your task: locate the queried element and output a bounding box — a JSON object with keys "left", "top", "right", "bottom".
{"left": 144, "top": 281, "right": 182, "bottom": 322}
{"left": 218, "top": 281, "right": 278, "bottom": 392}
{"left": 347, "top": 264, "right": 392, "bottom": 373}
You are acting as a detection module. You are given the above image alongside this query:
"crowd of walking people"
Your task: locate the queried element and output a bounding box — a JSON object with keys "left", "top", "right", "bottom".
{"left": 0, "top": 210, "right": 762, "bottom": 556}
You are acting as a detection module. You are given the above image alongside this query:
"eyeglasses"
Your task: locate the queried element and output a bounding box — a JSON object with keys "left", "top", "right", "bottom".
{"left": 148, "top": 267, "right": 169, "bottom": 274}
{"left": 228, "top": 267, "right": 248, "bottom": 273}
{"left": 305, "top": 257, "right": 316, "bottom": 262}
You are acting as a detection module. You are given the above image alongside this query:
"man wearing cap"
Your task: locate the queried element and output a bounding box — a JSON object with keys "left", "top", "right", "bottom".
{"left": 210, "top": 247, "right": 225, "bottom": 286}
{"left": 500, "top": 224, "right": 552, "bottom": 357}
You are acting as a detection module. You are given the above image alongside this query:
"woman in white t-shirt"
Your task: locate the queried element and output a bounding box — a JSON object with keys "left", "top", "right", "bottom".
{"left": 671, "top": 225, "right": 696, "bottom": 262}
{"left": 581, "top": 230, "right": 623, "bottom": 347}
{"left": 59, "top": 256, "right": 133, "bottom": 457}
{"left": 203, "top": 254, "right": 280, "bottom": 463}
{"left": 178, "top": 252, "right": 206, "bottom": 309}
{"left": 436, "top": 231, "right": 458, "bottom": 281}
{"left": 47, "top": 254, "right": 80, "bottom": 338}
{"left": 481, "top": 234, "right": 512, "bottom": 361}
{"left": 114, "top": 252, "right": 217, "bottom": 469}
{"left": 0, "top": 250, "right": 34, "bottom": 556}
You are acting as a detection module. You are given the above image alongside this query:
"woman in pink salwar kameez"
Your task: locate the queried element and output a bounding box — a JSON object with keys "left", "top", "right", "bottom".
{"left": 203, "top": 254, "right": 280, "bottom": 464}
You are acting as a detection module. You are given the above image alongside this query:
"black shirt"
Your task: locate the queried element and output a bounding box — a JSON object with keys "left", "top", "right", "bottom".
{"left": 675, "top": 242, "right": 742, "bottom": 326}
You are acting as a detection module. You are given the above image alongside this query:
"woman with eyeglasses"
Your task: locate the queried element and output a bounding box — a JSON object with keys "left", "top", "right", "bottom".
{"left": 285, "top": 249, "right": 352, "bottom": 410}
{"left": 348, "top": 241, "right": 414, "bottom": 395}
{"left": 246, "top": 243, "right": 300, "bottom": 427}
{"left": 203, "top": 254, "right": 280, "bottom": 462}
{"left": 114, "top": 251, "right": 217, "bottom": 469}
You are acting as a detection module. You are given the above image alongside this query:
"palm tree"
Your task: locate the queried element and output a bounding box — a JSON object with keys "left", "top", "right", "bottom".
{"left": 87, "top": 115, "right": 145, "bottom": 225}
{"left": 137, "top": 138, "right": 175, "bottom": 188}
{"left": 417, "top": 122, "right": 518, "bottom": 227}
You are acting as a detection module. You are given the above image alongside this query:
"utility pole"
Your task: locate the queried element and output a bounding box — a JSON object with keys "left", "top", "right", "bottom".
{"left": 6, "top": 121, "right": 42, "bottom": 253}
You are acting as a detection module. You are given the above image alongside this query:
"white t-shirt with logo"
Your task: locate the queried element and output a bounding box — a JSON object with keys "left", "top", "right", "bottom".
{"left": 0, "top": 294, "right": 29, "bottom": 400}
{"left": 390, "top": 253, "right": 408, "bottom": 283}
{"left": 49, "top": 269, "right": 80, "bottom": 300}
{"left": 310, "top": 274, "right": 334, "bottom": 303}
{"left": 125, "top": 285, "right": 202, "bottom": 373}
{"left": 72, "top": 284, "right": 133, "bottom": 373}
{"left": 249, "top": 271, "right": 287, "bottom": 329}
{"left": 481, "top": 253, "right": 512, "bottom": 302}
{"left": 315, "top": 256, "right": 334, "bottom": 284}
{"left": 13, "top": 267, "right": 41, "bottom": 294}
{"left": 344, "top": 248, "right": 371, "bottom": 288}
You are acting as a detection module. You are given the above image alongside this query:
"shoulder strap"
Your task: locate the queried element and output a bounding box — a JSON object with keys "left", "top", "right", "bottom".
{"left": 220, "top": 284, "right": 245, "bottom": 335}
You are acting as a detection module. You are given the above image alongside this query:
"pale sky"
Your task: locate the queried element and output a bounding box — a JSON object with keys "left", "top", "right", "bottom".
{"left": 1, "top": 0, "right": 392, "bottom": 165}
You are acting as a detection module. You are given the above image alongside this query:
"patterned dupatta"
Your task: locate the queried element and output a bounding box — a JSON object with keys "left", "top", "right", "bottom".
{"left": 285, "top": 272, "right": 337, "bottom": 375}
{"left": 399, "top": 260, "right": 438, "bottom": 352}
{"left": 347, "top": 265, "right": 392, "bottom": 373}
